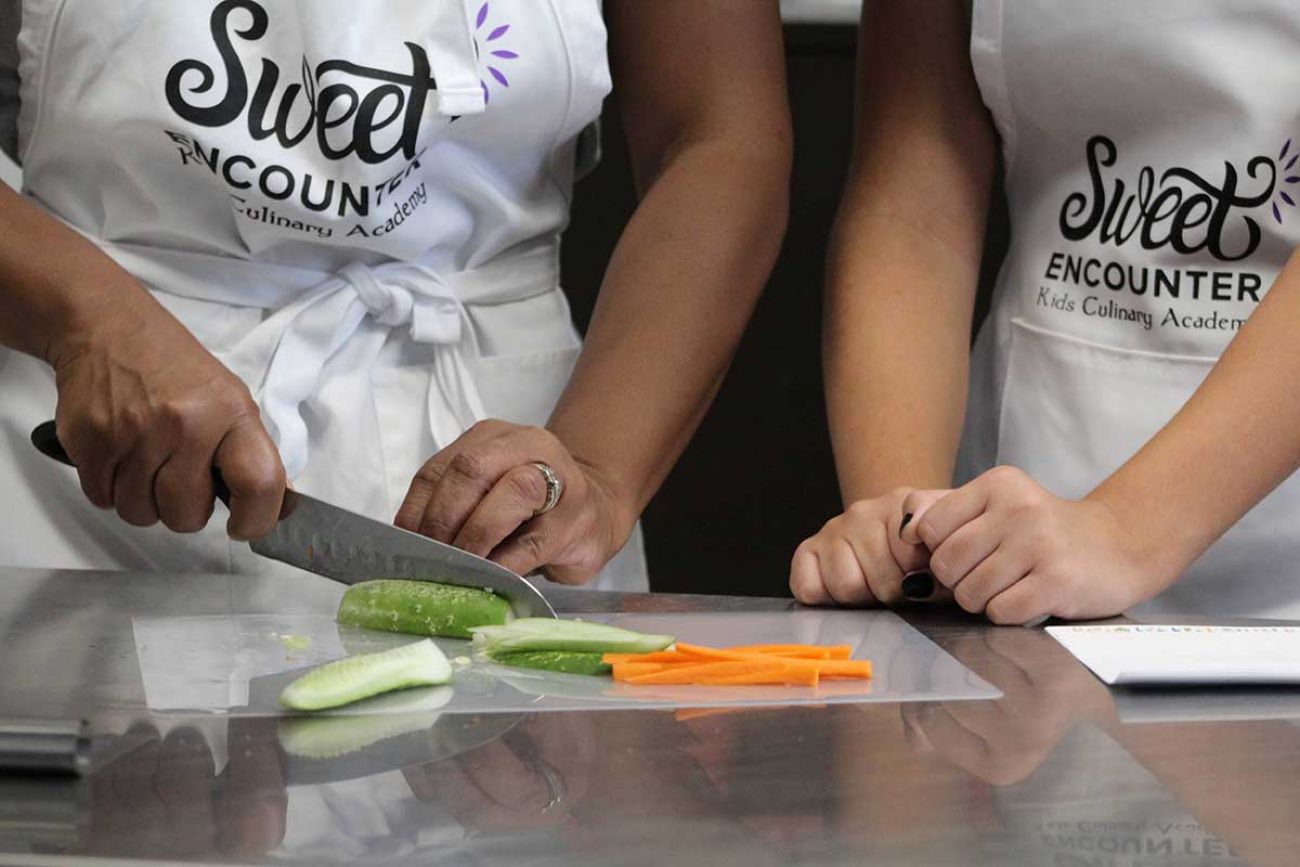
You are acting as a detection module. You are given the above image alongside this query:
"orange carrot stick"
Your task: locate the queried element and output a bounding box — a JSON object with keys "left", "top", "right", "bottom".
{"left": 625, "top": 660, "right": 786, "bottom": 685}
{"left": 725, "top": 644, "right": 854, "bottom": 660}
{"left": 611, "top": 662, "right": 678, "bottom": 681}
{"left": 603, "top": 651, "right": 700, "bottom": 665}
{"left": 669, "top": 643, "right": 763, "bottom": 662}
{"left": 703, "top": 663, "right": 819, "bottom": 687}
{"left": 625, "top": 660, "right": 828, "bottom": 687}
{"left": 816, "top": 660, "right": 873, "bottom": 679}
{"left": 606, "top": 643, "right": 872, "bottom": 686}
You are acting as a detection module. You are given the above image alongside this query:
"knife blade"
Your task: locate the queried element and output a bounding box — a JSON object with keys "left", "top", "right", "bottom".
{"left": 257, "top": 489, "right": 555, "bottom": 618}
{"left": 30, "top": 421, "right": 555, "bottom": 619}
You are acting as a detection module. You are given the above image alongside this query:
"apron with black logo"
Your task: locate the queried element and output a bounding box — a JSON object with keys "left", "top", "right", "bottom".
{"left": 0, "top": 0, "right": 647, "bottom": 590}
{"left": 962, "top": 0, "right": 1300, "bottom": 618}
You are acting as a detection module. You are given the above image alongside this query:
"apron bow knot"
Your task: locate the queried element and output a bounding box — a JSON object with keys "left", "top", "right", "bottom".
{"left": 226, "top": 259, "right": 488, "bottom": 480}
{"left": 340, "top": 261, "right": 415, "bottom": 327}
{"left": 340, "top": 261, "right": 465, "bottom": 345}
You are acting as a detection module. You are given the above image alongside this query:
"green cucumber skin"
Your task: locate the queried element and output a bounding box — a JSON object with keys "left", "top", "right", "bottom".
{"left": 489, "top": 650, "right": 612, "bottom": 676}
{"left": 337, "top": 579, "right": 510, "bottom": 639}
{"left": 279, "top": 640, "right": 451, "bottom": 711}
{"left": 471, "top": 618, "right": 674, "bottom": 654}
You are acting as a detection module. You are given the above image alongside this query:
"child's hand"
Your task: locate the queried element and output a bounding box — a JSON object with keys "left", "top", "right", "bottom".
{"left": 790, "top": 488, "right": 938, "bottom": 606}
{"left": 900, "top": 467, "right": 1166, "bottom": 624}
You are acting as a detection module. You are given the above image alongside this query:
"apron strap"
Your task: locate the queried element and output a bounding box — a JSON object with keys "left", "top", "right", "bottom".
{"left": 427, "top": 0, "right": 487, "bottom": 117}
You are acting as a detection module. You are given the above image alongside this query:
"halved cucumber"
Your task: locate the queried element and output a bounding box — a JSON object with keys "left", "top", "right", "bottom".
{"left": 487, "top": 649, "right": 612, "bottom": 676}
{"left": 470, "top": 618, "right": 673, "bottom": 655}
{"left": 279, "top": 639, "right": 452, "bottom": 711}
{"left": 337, "top": 579, "right": 510, "bottom": 639}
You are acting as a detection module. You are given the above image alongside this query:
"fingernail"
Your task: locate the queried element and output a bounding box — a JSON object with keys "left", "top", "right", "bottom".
{"left": 899, "top": 513, "right": 913, "bottom": 539}
{"left": 901, "top": 571, "right": 935, "bottom": 601}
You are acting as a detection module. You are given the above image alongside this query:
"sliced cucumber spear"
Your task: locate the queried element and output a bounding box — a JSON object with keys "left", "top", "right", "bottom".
{"left": 279, "top": 639, "right": 452, "bottom": 711}
{"left": 487, "top": 650, "right": 612, "bottom": 676}
{"left": 471, "top": 618, "right": 673, "bottom": 655}
{"left": 337, "top": 579, "right": 510, "bottom": 639}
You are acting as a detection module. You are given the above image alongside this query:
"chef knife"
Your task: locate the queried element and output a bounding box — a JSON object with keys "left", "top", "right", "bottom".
{"left": 30, "top": 421, "right": 556, "bottom": 619}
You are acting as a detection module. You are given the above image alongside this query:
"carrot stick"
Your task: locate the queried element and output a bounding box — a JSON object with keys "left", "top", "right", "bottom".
{"left": 625, "top": 660, "right": 827, "bottom": 687}
{"left": 725, "top": 644, "right": 854, "bottom": 660}
{"left": 607, "top": 644, "right": 856, "bottom": 664}
{"left": 603, "top": 651, "right": 700, "bottom": 665}
{"left": 704, "top": 663, "right": 819, "bottom": 687}
{"left": 815, "top": 660, "right": 873, "bottom": 679}
{"left": 611, "top": 662, "right": 676, "bottom": 681}
{"left": 626, "top": 660, "right": 786, "bottom": 685}
{"left": 670, "top": 643, "right": 765, "bottom": 662}
{"left": 751, "top": 658, "right": 872, "bottom": 681}
{"left": 606, "top": 643, "right": 872, "bottom": 686}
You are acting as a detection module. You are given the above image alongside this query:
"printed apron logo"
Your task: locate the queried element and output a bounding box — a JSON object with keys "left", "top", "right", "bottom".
{"left": 158, "top": 0, "right": 516, "bottom": 242}
{"left": 1036, "top": 134, "right": 1290, "bottom": 335}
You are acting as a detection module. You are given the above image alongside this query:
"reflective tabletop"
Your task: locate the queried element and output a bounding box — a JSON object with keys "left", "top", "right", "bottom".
{"left": 0, "top": 567, "right": 1297, "bottom": 866}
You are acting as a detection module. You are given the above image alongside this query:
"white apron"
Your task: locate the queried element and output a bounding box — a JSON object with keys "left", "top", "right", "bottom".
{"left": 960, "top": 0, "right": 1300, "bottom": 619}
{"left": 0, "top": 0, "right": 647, "bottom": 591}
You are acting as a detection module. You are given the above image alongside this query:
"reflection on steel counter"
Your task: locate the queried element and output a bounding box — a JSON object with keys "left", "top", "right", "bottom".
{"left": 2, "top": 569, "right": 1300, "bottom": 865}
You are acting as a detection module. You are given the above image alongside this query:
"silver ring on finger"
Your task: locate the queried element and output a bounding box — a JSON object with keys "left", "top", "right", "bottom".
{"left": 530, "top": 462, "right": 563, "bottom": 517}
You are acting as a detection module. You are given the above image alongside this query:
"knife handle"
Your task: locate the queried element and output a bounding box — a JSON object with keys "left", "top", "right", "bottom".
{"left": 31, "top": 420, "right": 232, "bottom": 505}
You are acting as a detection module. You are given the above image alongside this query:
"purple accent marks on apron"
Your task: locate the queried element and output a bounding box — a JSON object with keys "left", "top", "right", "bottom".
{"left": 1272, "top": 139, "right": 1300, "bottom": 224}
{"left": 475, "top": 2, "right": 518, "bottom": 103}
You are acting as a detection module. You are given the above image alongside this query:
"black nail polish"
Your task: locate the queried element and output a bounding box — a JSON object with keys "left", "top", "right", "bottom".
{"left": 901, "top": 571, "right": 935, "bottom": 601}
{"left": 900, "top": 513, "right": 913, "bottom": 539}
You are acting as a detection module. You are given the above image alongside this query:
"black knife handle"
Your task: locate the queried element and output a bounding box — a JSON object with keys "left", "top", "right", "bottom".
{"left": 31, "top": 420, "right": 232, "bottom": 506}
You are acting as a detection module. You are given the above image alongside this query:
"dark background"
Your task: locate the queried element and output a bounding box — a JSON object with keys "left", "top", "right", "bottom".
{"left": 560, "top": 26, "right": 1006, "bottom": 597}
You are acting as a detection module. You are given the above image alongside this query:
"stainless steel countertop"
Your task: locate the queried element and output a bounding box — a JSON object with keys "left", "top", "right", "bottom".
{"left": 0, "top": 567, "right": 1297, "bottom": 866}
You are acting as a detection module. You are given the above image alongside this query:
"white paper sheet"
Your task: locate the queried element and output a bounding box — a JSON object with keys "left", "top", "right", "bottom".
{"left": 1048, "top": 624, "right": 1300, "bottom": 685}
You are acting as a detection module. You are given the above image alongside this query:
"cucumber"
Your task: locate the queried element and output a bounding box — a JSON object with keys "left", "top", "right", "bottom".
{"left": 337, "top": 579, "right": 510, "bottom": 639}
{"left": 279, "top": 639, "right": 452, "bottom": 711}
{"left": 488, "top": 649, "right": 612, "bottom": 676}
{"left": 470, "top": 618, "right": 673, "bottom": 654}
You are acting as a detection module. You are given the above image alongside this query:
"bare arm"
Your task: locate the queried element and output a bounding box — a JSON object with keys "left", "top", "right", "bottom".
{"left": 0, "top": 181, "right": 143, "bottom": 361}
{"left": 551, "top": 0, "right": 792, "bottom": 525}
{"left": 1093, "top": 252, "right": 1300, "bottom": 585}
{"left": 899, "top": 251, "right": 1300, "bottom": 623}
{"left": 398, "top": 1, "right": 792, "bottom": 584}
{"left": 0, "top": 181, "right": 284, "bottom": 538}
{"left": 826, "top": 0, "right": 996, "bottom": 502}
{"left": 790, "top": 0, "right": 996, "bottom": 606}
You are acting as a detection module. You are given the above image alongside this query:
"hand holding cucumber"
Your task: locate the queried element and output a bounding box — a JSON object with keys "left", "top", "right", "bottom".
{"left": 396, "top": 419, "right": 632, "bottom": 586}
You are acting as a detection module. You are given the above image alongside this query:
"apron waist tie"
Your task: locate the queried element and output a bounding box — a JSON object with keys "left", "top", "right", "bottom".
{"left": 251, "top": 260, "right": 493, "bottom": 478}
{"left": 77, "top": 229, "right": 561, "bottom": 480}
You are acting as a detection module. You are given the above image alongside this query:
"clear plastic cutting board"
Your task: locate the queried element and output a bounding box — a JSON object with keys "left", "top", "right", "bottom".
{"left": 133, "top": 608, "right": 998, "bottom": 717}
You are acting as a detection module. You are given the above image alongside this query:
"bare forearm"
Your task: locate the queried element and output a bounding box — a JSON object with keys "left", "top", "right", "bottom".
{"left": 825, "top": 202, "right": 980, "bottom": 502}
{"left": 549, "top": 139, "right": 789, "bottom": 525}
{"left": 0, "top": 183, "right": 159, "bottom": 365}
{"left": 827, "top": 0, "right": 996, "bottom": 503}
{"left": 1092, "top": 251, "right": 1300, "bottom": 583}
